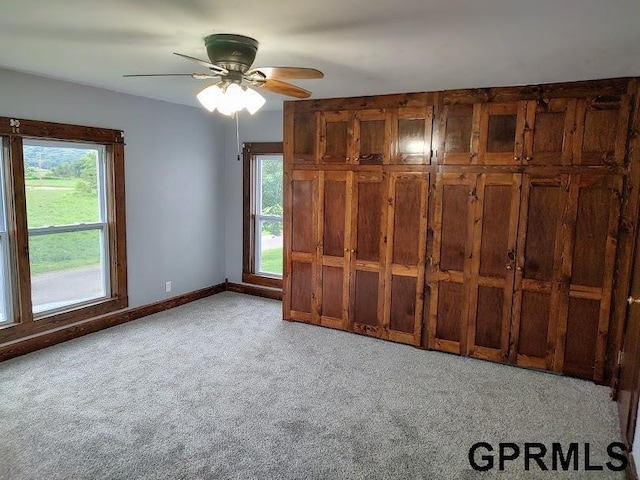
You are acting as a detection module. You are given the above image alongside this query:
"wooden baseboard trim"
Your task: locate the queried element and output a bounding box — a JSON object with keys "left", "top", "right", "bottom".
{"left": 226, "top": 281, "right": 283, "bottom": 300}
{"left": 0, "top": 282, "right": 226, "bottom": 362}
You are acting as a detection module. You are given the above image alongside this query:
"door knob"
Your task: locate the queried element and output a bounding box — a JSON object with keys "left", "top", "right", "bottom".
{"left": 628, "top": 296, "right": 640, "bottom": 305}
{"left": 506, "top": 265, "right": 513, "bottom": 271}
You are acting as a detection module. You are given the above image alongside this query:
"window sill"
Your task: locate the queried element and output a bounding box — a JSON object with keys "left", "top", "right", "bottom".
{"left": 0, "top": 296, "right": 128, "bottom": 343}
{"left": 242, "top": 273, "right": 283, "bottom": 289}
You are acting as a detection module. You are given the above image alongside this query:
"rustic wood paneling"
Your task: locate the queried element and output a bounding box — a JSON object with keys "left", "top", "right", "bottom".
{"left": 564, "top": 297, "right": 601, "bottom": 379}
{"left": 475, "top": 286, "right": 504, "bottom": 350}
{"left": 355, "top": 181, "right": 382, "bottom": 262}
{"left": 389, "top": 275, "right": 417, "bottom": 334}
{"left": 291, "top": 177, "right": 314, "bottom": 253}
{"left": 321, "top": 266, "right": 344, "bottom": 319}
{"left": 354, "top": 270, "right": 379, "bottom": 328}
{"left": 291, "top": 262, "right": 312, "bottom": 313}
{"left": 436, "top": 282, "right": 464, "bottom": 343}
{"left": 440, "top": 184, "right": 469, "bottom": 271}
{"left": 322, "top": 180, "right": 347, "bottom": 256}
{"left": 293, "top": 111, "right": 316, "bottom": 162}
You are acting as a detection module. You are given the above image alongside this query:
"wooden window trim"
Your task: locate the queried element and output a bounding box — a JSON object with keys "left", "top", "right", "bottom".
{"left": 0, "top": 116, "right": 128, "bottom": 344}
{"left": 242, "top": 142, "right": 283, "bottom": 289}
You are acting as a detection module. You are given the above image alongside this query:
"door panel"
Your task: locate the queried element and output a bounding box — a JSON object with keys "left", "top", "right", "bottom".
{"left": 292, "top": 111, "right": 317, "bottom": 164}
{"left": 383, "top": 173, "right": 429, "bottom": 345}
{"left": 437, "top": 104, "right": 478, "bottom": 165}
{"left": 320, "top": 111, "right": 351, "bottom": 164}
{"left": 285, "top": 170, "right": 317, "bottom": 323}
{"left": 319, "top": 171, "right": 351, "bottom": 330}
{"left": 478, "top": 102, "right": 526, "bottom": 165}
{"left": 523, "top": 98, "right": 576, "bottom": 166}
{"left": 355, "top": 109, "right": 387, "bottom": 165}
{"left": 510, "top": 176, "right": 568, "bottom": 370}
{"left": 574, "top": 96, "right": 631, "bottom": 167}
{"left": 467, "top": 174, "right": 520, "bottom": 361}
{"left": 618, "top": 216, "right": 640, "bottom": 448}
{"left": 428, "top": 173, "right": 475, "bottom": 353}
{"left": 350, "top": 172, "right": 386, "bottom": 337}
{"left": 393, "top": 106, "right": 433, "bottom": 165}
{"left": 557, "top": 175, "right": 623, "bottom": 380}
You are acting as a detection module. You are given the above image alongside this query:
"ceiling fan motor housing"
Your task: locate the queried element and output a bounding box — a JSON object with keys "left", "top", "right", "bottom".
{"left": 204, "top": 34, "right": 258, "bottom": 73}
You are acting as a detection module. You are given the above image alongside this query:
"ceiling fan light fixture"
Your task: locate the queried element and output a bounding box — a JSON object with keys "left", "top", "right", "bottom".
{"left": 196, "top": 84, "right": 223, "bottom": 112}
{"left": 243, "top": 87, "right": 266, "bottom": 115}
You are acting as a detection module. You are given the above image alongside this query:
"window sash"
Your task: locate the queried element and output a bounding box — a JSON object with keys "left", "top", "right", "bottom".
{"left": 254, "top": 154, "right": 283, "bottom": 278}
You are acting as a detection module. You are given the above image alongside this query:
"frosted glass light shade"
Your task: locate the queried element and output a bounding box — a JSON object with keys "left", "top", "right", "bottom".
{"left": 217, "top": 83, "right": 244, "bottom": 116}
{"left": 244, "top": 87, "right": 266, "bottom": 115}
{"left": 196, "top": 84, "right": 223, "bottom": 112}
{"left": 196, "top": 82, "right": 266, "bottom": 116}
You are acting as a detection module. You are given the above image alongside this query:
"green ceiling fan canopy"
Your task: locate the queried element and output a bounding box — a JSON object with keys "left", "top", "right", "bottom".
{"left": 204, "top": 34, "right": 259, "bottom": 73}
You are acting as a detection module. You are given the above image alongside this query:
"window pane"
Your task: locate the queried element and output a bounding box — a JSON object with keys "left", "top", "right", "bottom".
{"left": 23, "top": 142, "right": 102, "bottom": 227}
{"left": 258, "top": 220, "right": 283, "bottom": 275}
{"left": 259, "top": 155, "right": 283, "bottom": 216}
{"left": 30, "top": 230, "right": 107, "bottom": 314}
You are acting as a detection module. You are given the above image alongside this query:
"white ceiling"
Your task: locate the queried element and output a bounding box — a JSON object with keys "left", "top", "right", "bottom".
{"left": 1, "top": 0, "right": 639, "bottom": 111}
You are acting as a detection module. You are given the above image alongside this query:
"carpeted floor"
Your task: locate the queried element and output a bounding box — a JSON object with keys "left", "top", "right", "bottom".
{"left": 0, "top": 292, "right": 624, "bottom": 479}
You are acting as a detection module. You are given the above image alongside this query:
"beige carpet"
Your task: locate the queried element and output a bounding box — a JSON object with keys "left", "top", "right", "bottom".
{"left": 0, "top": 292, "right": 624, "bottom": 479}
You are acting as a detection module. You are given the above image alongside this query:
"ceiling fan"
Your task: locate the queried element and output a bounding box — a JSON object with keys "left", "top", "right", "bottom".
{"left": 124, "top": 33, "right": 324, "bottom": 115}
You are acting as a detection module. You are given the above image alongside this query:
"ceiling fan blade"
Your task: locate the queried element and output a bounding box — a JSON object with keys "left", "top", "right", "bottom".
{"left": 247, "top": 67, "right": 324, "bottom": 80}
{"left": 258, "top": 78, "right": 312, "bottom": 99}
{"left": 123, "top": 73, "right": 218, "bottom": 79}
{"left": 173, "top": 52, "right": 228, "bottom": 75}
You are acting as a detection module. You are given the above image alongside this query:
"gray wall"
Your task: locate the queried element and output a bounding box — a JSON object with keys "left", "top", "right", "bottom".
{"left": 223, "top": 110, "right": 284, "bottom": 283}
{"left": 0, "top": 68, "right": 227, "bottom": 308}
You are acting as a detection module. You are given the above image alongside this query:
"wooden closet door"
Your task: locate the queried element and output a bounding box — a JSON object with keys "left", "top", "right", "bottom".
{"left": 478, "top": 102, "right": 526, "bottom": 165}
{"left": 391, "top": 106, "right": 434, "bottom": 165}
{"left": 354, "top": 109, "right": 388, "bottom": 165}
{"left": 427, "top": 172, "right": 476, "bottom": 354}
{"left": 523, "top": 98, "right": 576, "bottom": 166}
{"left": 318, "top": 171, "right": 352, "bottom": 330}
{"left": 284, "top": 170, "right": 318, "bottom": 323}
{"left": 349, "top": 171, "right": 387, "bottom": 337}
{"left": 573, "top": 96, "right": 631, "bottom": 167}
{"left": 510, "top": 175, "right": 570, "bottom": 370}
{"left": 466, "top": 173, "right": 521, "bottom": 362}
{"left": 320, "top": 111, "right": 352, "bottom": 165}
{"left": 436, "top": 104, "right": 478, "bottom": 165}
{"left": 383, "top": 172, "right": 429, "bottom": 345}
{"left": 292, "top": 111, "right": 318, "bottom": 165}
{"left": 557, "top": 175, "right": 622, "bottom": 381}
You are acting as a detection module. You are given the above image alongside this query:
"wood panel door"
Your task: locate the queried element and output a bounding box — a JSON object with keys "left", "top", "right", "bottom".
{"left": 436, "top": 104, "right": 478, "bottom": 165}
{"left": 510, "top": 175, "right": 570, "bottom": 370}
{"left": 391, "top": 106, "right": 434, "bottom": 165}
{"left": 573, "top": 95, "right": 631, "bottom": 167}
{"left": 284, "top": 170, "right": 318, "bottom": 322}
{"left": 427, "top": 172, "right": 476, "bottom": 354}
{"left": 354, "top": 109, "right": 388, "bottom": 165}
{"left": 523, "top": 98, "right": 576, "bottom": 166}
{"left": 292, "top": 111, "right": 318, "bottom": 164}
{"left": 383, "top": 172, "right": 429, "bottom": 345}
{"left": 320, "top": 111, "right": 352, "bottom": 165}
{"left": 466, "top": 173, "right": 521, "bottom": 362}
{"left": 318, "top": 171, "right": 352, "bottom": 330}
{"left": 477, "top": 102, "right": 526, "bottom": 165}
{"left": 617, "top": 226, "right": 640, "bottom": 449}
{"left": 558, "top": 175, "right": 622, "bottom": 381}
{"left": 349, "top": 171, "right": 387, "bottom": 337}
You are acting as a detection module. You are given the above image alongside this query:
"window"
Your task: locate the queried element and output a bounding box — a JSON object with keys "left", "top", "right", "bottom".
{"left": 24, "top": 140, "right": 110, "bottom": 315}
{"left": 243, "top": 142, "right": 283, "bottom": 288}
{"left": 0, "top": 116, "right": 127, "bottom": 338}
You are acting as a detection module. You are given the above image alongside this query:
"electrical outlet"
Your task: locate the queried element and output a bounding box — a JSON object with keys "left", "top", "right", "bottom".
{"left": 165, "top": 281, "right": 172, "bottom": 293}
